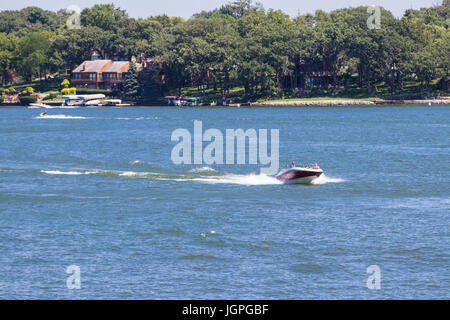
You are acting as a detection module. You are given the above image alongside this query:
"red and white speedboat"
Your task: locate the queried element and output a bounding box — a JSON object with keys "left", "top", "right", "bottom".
{"left": 276, "top": 167, "right": 323, "bottom": 184}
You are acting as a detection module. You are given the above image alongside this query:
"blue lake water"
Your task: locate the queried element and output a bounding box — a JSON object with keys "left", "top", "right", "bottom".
{"left": 0, "top": 105, "right": 448, "bottom": 299}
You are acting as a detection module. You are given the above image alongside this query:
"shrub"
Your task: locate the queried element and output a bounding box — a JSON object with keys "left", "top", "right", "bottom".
{"left": 61, "top": 79, "right": 70, "bottom": 88}
{"left": 3, "top": 88, "right": 16, "bottom": 95}
{"left": 19, "top": 96, "right": 37, "bottom": 105}
{"left": 22, "top": 87, "right": 35, "bottom": 96}
{"left": 61, "top": 87, "right": 76, "bottom": 95}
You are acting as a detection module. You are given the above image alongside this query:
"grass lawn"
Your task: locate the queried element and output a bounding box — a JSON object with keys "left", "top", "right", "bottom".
{"left": 169, "top": 76, "right": 448, "bottom": 104}
{"left": 3, "top": 75, "right": 448, "bottom": 105}
{"left": 1, "top": 75, "right": 69, "bottom": 93}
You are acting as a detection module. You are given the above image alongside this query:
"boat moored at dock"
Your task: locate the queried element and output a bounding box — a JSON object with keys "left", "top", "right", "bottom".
{"left": 61, "top": 94, "right": 106, "bottom": 107}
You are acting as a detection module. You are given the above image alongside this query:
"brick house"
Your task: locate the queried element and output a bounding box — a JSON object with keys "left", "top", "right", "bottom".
{"left": 72, "top": 59, "right": 130, "bottom": 90}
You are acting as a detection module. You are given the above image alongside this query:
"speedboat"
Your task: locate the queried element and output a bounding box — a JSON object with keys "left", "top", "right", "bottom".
{"left": 276, "top": 167, "right": 323, "bottom": 184}
{"left": 62, "top": 99, "right": 83, "bottom": 107}
{"left": 83, "top": 99, "right": 101, "bottom": 106}
{"left": 28, "top": 103, "right": 52, "bottom": 109}
{"left": 103, "top": 99, "right": 122, "bottom": 106}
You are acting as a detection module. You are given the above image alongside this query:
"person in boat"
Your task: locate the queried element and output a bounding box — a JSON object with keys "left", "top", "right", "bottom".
{"left": 313, "top": 163, "right": 320, "bottom": 169}
{"left": 291, "top": 161, "right": 295, "bottom": 168}
{"left": 300, "top": 165, "right": 305, "bottom": 168}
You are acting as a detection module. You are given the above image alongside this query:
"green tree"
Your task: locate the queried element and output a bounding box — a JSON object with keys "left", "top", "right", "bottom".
{"left": 16, "top": 31, "right": 52, "bottom": 81}
{"left": 1, "top": 1, "right": 449, "bottom": 100}
{"left": 80, "top": 4, "right": 128, "bottom": 31}
{"left": 123, "top": 62, "right": 140, "bottom": 102}
{"left": 0, "top": 7, "right": 68, "bottom": 36}
{"left": 142, "top": 68, "right": 162, "bottom": 104}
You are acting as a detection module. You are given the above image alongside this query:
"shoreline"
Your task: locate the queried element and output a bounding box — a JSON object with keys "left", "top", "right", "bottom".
{"left": 1, "top": 99, "right": 450, "bottom": 108}
{"left": 251, "top": 99, "right": 450, "bottom": 107}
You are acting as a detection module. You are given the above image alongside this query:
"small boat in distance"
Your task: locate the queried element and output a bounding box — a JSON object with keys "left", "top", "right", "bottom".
{"left": 103, "top": 99, "right": 122, "bottom": 106}
{"left": 165, "top": 96, "right": 204, "bottom": 106}
{"left": 276, "top": 167, "right": 323, "bottom": 184}
{"left": 28, "top": 103, "right": 53, "bottom": 109}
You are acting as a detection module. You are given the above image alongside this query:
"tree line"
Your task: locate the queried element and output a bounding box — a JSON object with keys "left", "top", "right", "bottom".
{"left": 0, "top": 0, "right": 449, "bottom": 102}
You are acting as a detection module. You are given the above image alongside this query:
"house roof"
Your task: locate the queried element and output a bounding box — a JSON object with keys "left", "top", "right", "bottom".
{"left": 103, "top": 61, "right": 130, "bottom": 73}
{"left": 73, "top": 60, "right": 111, "bottom": 73}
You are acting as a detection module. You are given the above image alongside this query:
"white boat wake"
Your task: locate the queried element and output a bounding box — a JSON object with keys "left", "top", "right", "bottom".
{"left": 39, "top": 167, "right": 346, "bottom": 186}
{"left": 35, "top": 115, "right": 88, "bottom": 119}
{"left": 40, "top": 170, "right": 98, "bottom": 175}
{"left": 311, "top": 174, "right": 347, "bottom": 185}
{"left": 192, "top": 173, "right": 282, "bottom": 185}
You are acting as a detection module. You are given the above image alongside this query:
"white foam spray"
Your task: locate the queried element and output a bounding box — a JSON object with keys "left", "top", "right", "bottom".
{"left": 193, "top": 173, "right": 282, "bottom": 186}
{"left": 35, "top": 115, "right": 88, "bottom": 119}
{"left": 41, "top": 170, "right": 97, "bottom": 175}
{"left": 311, "top": 174, "right": 347, "bottom": 185}
{"left": 189, "top": 166, "right": 217, "bottom": 173}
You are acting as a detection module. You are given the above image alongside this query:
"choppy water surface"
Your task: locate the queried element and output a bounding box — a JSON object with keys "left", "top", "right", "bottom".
{"left": 0, "top": 106, "right": 448, "bottom": 299}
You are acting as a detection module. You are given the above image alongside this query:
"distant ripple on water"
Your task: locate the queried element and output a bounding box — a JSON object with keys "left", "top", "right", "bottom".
{"left": 0, "top": 106, "right": 448, "bottom": 299}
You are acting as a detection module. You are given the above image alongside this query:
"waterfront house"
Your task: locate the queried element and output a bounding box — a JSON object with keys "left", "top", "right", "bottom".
{"left": 281, "top": 59, "right": 332, "bottom": 89}
{"left": 72, "top": 59, "right": 130, "bottom": 90}
{"left": 299, "top": 60, "right": 332, "bottom": 87}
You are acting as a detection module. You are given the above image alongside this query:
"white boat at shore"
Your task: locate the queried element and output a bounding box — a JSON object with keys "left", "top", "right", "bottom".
{"left": 103, "top": 99, "right": 125, "bottom": 106}
{"left": 62, "top": 94, "right": 106, "bottom": 107}
{"left": 28, "top": 103, "right": 53, "bottom": 109}
{"left": 83, "top": 99, "right": 102, "bottom": 106}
